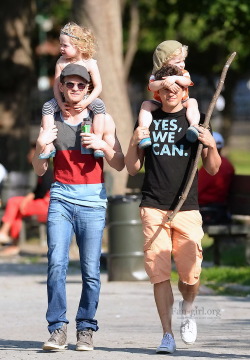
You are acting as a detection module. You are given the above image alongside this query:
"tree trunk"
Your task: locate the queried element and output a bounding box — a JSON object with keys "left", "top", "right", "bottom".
{"left": 123, "top": 1, "right": 140, "bottom": 80}
{"left": 72, "top": 0, "right": 134, "bottom": 195}
{"left": 0, "top": 1, "right": 35, "bottom": 171}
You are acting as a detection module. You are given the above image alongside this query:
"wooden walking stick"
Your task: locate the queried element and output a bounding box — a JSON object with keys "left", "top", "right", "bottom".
{"left": 166, "top": 52, "right": 237, "bottom": 222}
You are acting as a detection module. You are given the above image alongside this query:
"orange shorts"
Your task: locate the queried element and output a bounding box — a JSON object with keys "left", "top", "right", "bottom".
{"left": 140, "top": 207, "right": 203, "bottom": 285}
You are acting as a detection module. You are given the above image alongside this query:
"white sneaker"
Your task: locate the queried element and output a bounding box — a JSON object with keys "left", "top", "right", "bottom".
{"left": 179, "top": 300, "right": 197, "bottom": 345}
{"left": 156, "top": 333, "right": 176, "bottom": 354}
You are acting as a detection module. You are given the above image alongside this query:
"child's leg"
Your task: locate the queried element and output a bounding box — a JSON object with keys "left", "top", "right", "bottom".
{"left": 89, "top": 98, "right": 106, "bottom": 158}
{"left": 138, "top": 100, "right": 160, "bottom": 148}
{"left": 183, "top": 98, "right": 200, "bottom": 143}
{"left": 183, "top": 98, "right": 200, "bottom": 126}
{"left": 39, "top": 99, "right": 58, "bottom": 158}
{"left": 138, "top": 100, "right": 160, "bottom": 127}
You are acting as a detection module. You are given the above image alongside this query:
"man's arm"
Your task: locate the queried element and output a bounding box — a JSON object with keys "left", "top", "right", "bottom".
{"left": 32, "top": 126, "right": 58, "bottom": 176}
{"left": 125, "top": 126, "right": 146, "bottom": 176}
{"left": 197, "top": 126, "right": 221, "bottom": 175}
{"left": 81, "top": 114, "right": 125, "bottom": 171}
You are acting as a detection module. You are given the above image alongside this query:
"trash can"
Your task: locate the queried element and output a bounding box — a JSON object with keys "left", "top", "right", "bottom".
{"left": 107, "top": 195, "right": 148, "bottom": 281}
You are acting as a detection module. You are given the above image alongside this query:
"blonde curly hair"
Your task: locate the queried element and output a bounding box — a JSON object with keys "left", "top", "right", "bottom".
{"left": 162, "top": 45, "right": 188, "bottom": 66}
{"left": 60, "top": 22, "right": 97, "bottom": 60}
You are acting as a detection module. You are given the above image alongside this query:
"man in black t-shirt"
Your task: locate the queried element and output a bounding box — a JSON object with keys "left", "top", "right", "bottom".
{"left": 125, "top": 65, "right": 221, "bottom": 354}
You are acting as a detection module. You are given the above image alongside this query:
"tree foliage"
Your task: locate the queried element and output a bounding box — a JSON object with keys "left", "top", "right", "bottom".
{"left": 129, "top": 0, "right": 250, "bottom": 75}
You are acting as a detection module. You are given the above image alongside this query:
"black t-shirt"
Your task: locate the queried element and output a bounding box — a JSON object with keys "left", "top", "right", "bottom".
{"left": 33, "top": 168, "right": 54, "bottom": 199}
{"left": 140, "top": 107, "right": 205, "bottom": 211}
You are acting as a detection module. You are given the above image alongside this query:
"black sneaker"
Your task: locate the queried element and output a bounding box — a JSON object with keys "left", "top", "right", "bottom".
{"left": 76, "top": 328, "right": 94, "bottom": 351}
{"left": 42, "top": 323, "right": 67, "bottom": 351}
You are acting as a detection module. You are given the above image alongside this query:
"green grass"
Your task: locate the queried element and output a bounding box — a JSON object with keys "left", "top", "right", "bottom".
{"left": 200, "top": 267, "right": 250, "bottom": 296}
{"left": 198, "top": 148, "right": 250, "bottom": 174}
{"left": 227, "top": 149, "right": 250, "bottom": 175}
{"left": 170, "top": 266, "right": 250, "bottom": 296}
{"left": 202, "top": 234, "right": 247, "bottom": 267}
{"left": 170, "top": 234, "right": 250, "bottom": 296}
{"left": 200, "top": 266, "right": 250, "bottom": 286}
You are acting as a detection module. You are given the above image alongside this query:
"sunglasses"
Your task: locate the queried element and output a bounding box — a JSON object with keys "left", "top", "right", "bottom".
{"left": 64, "top": 81, "right": 87, "bottom": 90}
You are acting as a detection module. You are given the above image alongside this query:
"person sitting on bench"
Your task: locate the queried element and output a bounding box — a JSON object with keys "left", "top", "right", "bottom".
{"left": 198, "top": 132, "right": 235, "bottom": 225}
{"left": 0, "top": 144, "right": 53, "bottom": 256}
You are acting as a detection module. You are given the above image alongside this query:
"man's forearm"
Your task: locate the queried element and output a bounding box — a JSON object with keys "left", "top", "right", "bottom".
{"left": 32, "top": 124, "right": 58, "bottom": 176}
{"left": 32, "top": 143, "right": 49, "bottom": 176}
{"left": 101, "top": 141, "right": 125, "bottom": 171}
{"left": 202, "top": 147, "right": 221, "bottom": 176}
{"left": 125, "top": 138, "right": 143, "bottom": 176}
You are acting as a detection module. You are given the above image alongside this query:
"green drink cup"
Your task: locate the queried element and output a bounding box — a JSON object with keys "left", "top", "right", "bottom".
{"left": 81, "top": 118, "right": 92, "bottom": 154}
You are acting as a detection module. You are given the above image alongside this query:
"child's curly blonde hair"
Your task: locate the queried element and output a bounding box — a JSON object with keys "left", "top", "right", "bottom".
{"left": 162, "top": 45, "right": 188, "bottom": 66}
{"left": 60, "top": 22, "right": 97, "bottom": 60}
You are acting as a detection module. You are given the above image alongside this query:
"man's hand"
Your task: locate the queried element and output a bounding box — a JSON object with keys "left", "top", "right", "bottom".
{"left": 130, "top": 126, "right": 150, "bottom": 147}
{"left": 81, "top": 132, "right": 106, "bottom": 151}
{"left": 37, "top": 125, "right": 58, "bottom": 152}
{"left": 195, "top": 126, "right": 216, "bottom": 148}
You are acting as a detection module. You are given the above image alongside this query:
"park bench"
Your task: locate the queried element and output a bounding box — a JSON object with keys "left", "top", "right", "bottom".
{"left": 0, "top": 171, "right": 47, "bottom": 246}
{"left": 202, "top": 174, "right": 250, "bottom": 265}
{"left": 126, "top": 173, "right": 250, "bottom": 266}
{"left": 19, "top": 215, "right": 47, "bottom": 246}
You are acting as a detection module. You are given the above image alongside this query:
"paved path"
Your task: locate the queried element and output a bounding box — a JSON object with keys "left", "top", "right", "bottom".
{"left": 0, "top": 259, "right": 249, "bottom": 360}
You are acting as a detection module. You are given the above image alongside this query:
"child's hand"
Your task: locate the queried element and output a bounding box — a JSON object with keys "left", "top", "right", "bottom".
{"left": 73, "top": 105, "right": 84, "bottom": 113}
{"left": 162, "top": 76, "right": 176, "bottom": 88}
{"left": 168, "top": 83, "right": 180, "bottom": 94}
{"left": 60, "top": 102, "right": 71, "bottom": 117}
{"left": 73, "top": 99, "right": 88, "bottom": 113}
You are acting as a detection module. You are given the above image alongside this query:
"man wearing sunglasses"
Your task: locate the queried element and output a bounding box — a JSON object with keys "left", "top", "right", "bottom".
{"left": 32, "top": 64, "right": 124, "bottom": 352}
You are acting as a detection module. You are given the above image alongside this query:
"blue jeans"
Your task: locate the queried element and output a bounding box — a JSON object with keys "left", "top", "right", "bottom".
{"left": 46, "top": 199, "right": 106, "bottom": 333}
